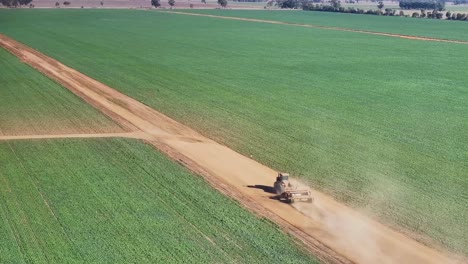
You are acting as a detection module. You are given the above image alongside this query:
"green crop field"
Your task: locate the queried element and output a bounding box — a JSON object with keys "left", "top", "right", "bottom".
{"left": 174, "top": 9, "right": 468, "bottom": 41}
{"left": 0, "top": 138, "right": 317, "bottom": 263}
{"left": 0, "top": 47, "right": 123, "bottom": 135}
{"left": 340, "top": 3, "right": 468, "bottom": 13}
{"left": 446, "top": 4, "right": 468, "bottom": 12}
{"left": 0, "top": 9, "right": 467, "bottom": 255}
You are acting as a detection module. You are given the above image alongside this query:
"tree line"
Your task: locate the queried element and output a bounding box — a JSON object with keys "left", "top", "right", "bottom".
{"left": 399, "top": 0, "right": 444, "bottom": 11}
{"left": 274, "top": 0, "right": 468, "bottom": 21}
{"left": 1, "top": 0, "right": 31, "bottom": 7}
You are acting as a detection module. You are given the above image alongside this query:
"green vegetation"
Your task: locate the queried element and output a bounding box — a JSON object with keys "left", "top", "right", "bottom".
{"left": 0, "top": 9, "right": 467, "bottom": 254}
{"left": 342, "top": 2, "right": 468, "bottom": 12}
{"left": 399, "top": 0, "right": 445, "bottom": 11}
{"left": 0, "top": 138, "right": 317, "bottom": 263}
{"left": 151, "top": 0, "right": 161, "bottom": 8}
{"left": 447, "top": 4, "right": 468, "bottom": 11}
{"left": 0, "top": 0, "right": 32, "bottom": 8}
{"left": 218, "top": 0, "right": 228, "bottom": 7}
{"left": 175, "top": 9, "right": 468, "bottom": 40}
{"left": 0, "top": 47, "right": 123, "bottom": 135}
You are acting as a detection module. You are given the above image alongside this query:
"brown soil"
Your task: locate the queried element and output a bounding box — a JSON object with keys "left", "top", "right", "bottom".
{"left": 164, "top": 11, "right": 468, "bottom": 44}
{"left": 0, "top": 34, "right": 463, "bottom": 264}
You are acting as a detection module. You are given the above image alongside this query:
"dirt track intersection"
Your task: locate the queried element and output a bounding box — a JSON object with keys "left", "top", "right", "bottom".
{"left": 0, "top": 34, "right": 461, "bottom": 264}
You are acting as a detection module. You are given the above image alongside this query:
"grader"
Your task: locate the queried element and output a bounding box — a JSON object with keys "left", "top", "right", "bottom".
{"left": 273, "top": 172, "right": 313, "bottom": 204}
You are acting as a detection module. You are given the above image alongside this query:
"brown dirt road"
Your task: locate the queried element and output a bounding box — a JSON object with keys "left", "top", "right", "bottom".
{"left": 163, "top": 11, "right": 468, "bottom": 44}
{"left": 0, "top": 34, "right": 463, "bottom": 264}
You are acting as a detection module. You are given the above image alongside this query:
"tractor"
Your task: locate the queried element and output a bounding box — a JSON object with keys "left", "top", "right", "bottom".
{"left": 273, "top": 172, "right": 313, "bottom": 204}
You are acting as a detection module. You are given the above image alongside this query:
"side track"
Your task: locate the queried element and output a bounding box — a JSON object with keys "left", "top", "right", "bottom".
{"left": 0, "top": 132, "right": 147, "bottom": 141}
{"left": 0, "top": 34, "right": 460, "bottom": 264}
{"left": 164, "top": 11, "right": 468, "bottom": 44}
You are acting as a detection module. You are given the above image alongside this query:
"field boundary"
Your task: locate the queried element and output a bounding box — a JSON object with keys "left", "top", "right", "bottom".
{"left": 162, "top": 11, "right": 468, "bottom": 44}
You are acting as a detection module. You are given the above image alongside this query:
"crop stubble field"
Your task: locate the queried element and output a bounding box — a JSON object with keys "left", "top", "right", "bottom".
{"left": 0, "top": 47, "right": 124, "bottom": 135}
{"left": 0, "top": 9, "right": 467, "bottom": 256}
{"left": 0, "top": 138, "right": 317, "bottom": 263}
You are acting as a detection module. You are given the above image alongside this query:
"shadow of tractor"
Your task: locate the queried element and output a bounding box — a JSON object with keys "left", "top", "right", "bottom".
{"left": 247, "top": 184, "right": 283, "bottom": 201}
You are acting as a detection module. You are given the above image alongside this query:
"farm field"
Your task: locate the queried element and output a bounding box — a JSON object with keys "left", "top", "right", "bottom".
{"left": 0, "top": 138, "right": 317, "bottom": 263}
{"left": 446, "top": 4, "right": 468, "bottom": 11}
{"left": 0, "top": 47, "right": 123, "bottom": 135}
{"left": 174, "top": 9, "right": 468, "bottom": 41}
{"left": 0, "top": 9, "right": 467, "bottom": 256}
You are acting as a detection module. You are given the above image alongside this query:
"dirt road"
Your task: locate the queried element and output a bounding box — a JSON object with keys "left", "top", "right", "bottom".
{"left": 0, "top": 132, "right": 147, "bottom": 141}
{"left": 0, "top": 34, "right": 461, "bottom": 264}
{"left": 163, "top": 11, "right": 468, "bottom": 44}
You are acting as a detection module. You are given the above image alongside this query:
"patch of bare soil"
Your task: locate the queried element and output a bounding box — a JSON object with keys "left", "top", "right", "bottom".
{"left": 0, "top": 34, "right": 463, "bottom": 264}
{"left": 165, "top": 11, "right": 468, "bottom": 44}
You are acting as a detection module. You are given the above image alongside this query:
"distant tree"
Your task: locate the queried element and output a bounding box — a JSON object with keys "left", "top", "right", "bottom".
{"left": 276, "top": 0, "right": 301, "bottom": 8}
{"left": 399, "top": 10, "right": 404, "bottom": 16}
{"left": 384, "top": 7, "right": 396, "bottom": 15}
{"left": 420, "top": 9, "right": 426, "bottom": 17}
{"left": 456, "top": 12, "right": 466, "bottom": 20}
{"left": 330, "top": 0, "right": 340, "bottom": 8}
{"left": 0, "top": 0, "right": 32, "bottom": 7}
{"left": 151, "top": 0, "right": 160, "bottom": 7}
{"left": 377, "top": 1, "right": 383, "bottom": 9}
{"left": 189, "top": 3, "right": 193, "bottom": 7}
{"left": 55, "top": 1, "right": 60, "bottom": 7}
{"left": 63, "top": 1, "right": 70, "bottom": 6}
{"left": 201, "top": 0, "right": 206, "bottom": 3}
{"left": 412, "top": 11, "right": 419, "bottom": 17}
{"left": 168, "top": 0, "right": 175, "bottom": 8}
{"left": 266, "top": 0, "right": 273, "bottom": 7}
{"left": 445, "top": 10, "right": 451, "bottom": 19}
{"left": 218, "top": 0, "right": 227, "bottom": 7}
{"left": 100, "top": 0, "right": 103, "bottom": 6}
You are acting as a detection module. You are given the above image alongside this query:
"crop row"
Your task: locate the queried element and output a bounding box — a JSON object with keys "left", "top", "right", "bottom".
{"left": 0, "top": 47, "right": 122, "bottom": 135}
{"left": 0, "top": 138, "right": 317, "bottom": 263}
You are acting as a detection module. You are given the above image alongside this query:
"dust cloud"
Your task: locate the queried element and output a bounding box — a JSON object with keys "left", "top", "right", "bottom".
{"left": 290, "top": 176, "right": 463, "bottom": 264}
